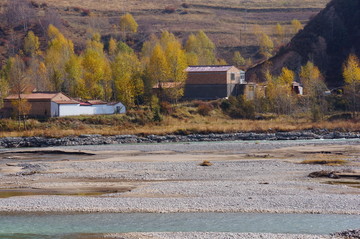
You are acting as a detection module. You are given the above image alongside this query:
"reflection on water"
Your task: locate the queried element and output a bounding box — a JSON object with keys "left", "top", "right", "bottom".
{"left": 0, "top": 212, "right": 359, "bottom": 238}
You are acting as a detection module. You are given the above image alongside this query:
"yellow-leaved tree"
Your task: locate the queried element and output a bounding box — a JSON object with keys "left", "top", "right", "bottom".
{"left": 119, "top": 13, "right": 138, "bottom": 34}
{"left": 65, "top": 55, "right": 85, "bottom": 99}
{"left": 112, "top": 43, "right": 144, "bottom": 107}
{"left": 343, "top": 54, "right": 360, "bottom": 116}
{"left": 81, "top": 33, "right": 112, "bottom": 100}
{"left": 266, "top": 67, "right": 295, "bottom": 115}
{"left": 185, "top": 31, "right": 216, "bottom": 65}
{"left": 259, "top": 33, "right": 274, "bottom": 59}
{"left": 45, "top": 24, "right": 75, "bottom": 92}
{"left": 165, "top": 40, "right": 188, "bottom": 102}
{"left": 232, "top": 51, "right": 245, "bottom": 68}
{"left": 291, "top": 19, "right": 303, "bottom": 35}
{"left": 275, "top": 23, "right": 285, "bottom": 46}
{"left": 24, "top": 31, "right": 40, "bottom": 57}
{"left": 0, "top": 76, "right": 9, "bottom": 109}
{"left": 108, "top": 37, "right": 118, "bottom": 57}
{"left": 300, "top": 61, "right": 327, "bottom": 121}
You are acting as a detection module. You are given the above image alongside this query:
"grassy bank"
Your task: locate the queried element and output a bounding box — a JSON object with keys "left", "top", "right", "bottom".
{"left": 0, "top": 105, "right": 359, "bottom": 138}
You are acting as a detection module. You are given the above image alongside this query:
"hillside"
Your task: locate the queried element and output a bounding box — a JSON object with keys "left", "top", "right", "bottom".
{"left": 246, "top": 0, "right": 360, "bottom": 88}
{"left": 0, "top": 0, "right": 329, "bottom": 67}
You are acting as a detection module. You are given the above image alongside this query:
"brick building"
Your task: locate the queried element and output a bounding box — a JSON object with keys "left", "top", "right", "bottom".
{"left": 184, "top": 65, "right": 246, "bottom": 100}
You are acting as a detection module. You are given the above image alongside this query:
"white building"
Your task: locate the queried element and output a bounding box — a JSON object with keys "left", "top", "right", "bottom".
{"left": 2, "top": 92, "right": 126, "bottom": 118}
{"left": 53, "top": 100, "right": 126, "bottom": 117}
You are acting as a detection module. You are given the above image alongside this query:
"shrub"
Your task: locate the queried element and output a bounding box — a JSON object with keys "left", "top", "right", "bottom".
{"left": 126, "top": 109, "right": 153, "bottom": 125}
{"left": 181, "top": 3, "right": 190, "bottom": 8}
{"left": 152, "top": 107, "right": 163, "bottom": 122}
{"left": 31, "top": 1, "right": 40, "bottom": 8}
{"left": 221, "top": 96, "right": 255, "bottom": 119}
{"left": 81, "top": 9, "right": 92, "bottom": 16}
{"left": 197, "top": 102, "right": 213, "bottom": 116}
{"left": 73, "top": 6, "right": 81, "bottom": 12}
{"left": 160, "top": 101, "right": 173, "bottom": 115}
{"left": 220, "top": 100, "right": 231, "bottom": 112}
{"left": 164, "top": 6, "right": 176, "bottom": 13}
{"left": 199, "top": 160, "right": 212, "bottom": 166}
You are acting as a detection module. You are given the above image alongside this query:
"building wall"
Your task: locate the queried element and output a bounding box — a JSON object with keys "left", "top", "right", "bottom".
{"left": 57, "top": 103, "right": 126, "bottom": 117}
{"left": 225, "top": 67, "right": 242, "bottom": 84}
{"left": 184, "top": 84, "right": 228, "bottom": 99}
{"left": 4, "top": 99, "right": 52, "bottom": 117}
{"left": 51, "top": 102, "right": 59, "bottom": 117}
{"left": 187, "top": 72, "right": 227, "bottom": 85}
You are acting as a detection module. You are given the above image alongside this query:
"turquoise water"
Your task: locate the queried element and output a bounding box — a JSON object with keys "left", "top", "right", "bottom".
{"left": 0, "top": 213, "right": 359, "bottom": 238}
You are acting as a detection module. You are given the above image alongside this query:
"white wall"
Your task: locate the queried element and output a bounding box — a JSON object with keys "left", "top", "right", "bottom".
{"left": 55, "top": 103, "right": 126, "bottom": 117}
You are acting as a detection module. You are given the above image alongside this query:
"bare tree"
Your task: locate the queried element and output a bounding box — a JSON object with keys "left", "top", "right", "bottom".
{"left": 8, "top": 55, "right": 32, "bottom": 128}
{"left": 5, "top": 0, "right": 35, "bottom": 31}
{"left": 40, "top": 8, "right": 63, "bottom": 36}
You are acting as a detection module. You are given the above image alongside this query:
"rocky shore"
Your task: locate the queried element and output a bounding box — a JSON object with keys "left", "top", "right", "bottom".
{"left": 0, "top": 130, "right": 359, "bottom": 148}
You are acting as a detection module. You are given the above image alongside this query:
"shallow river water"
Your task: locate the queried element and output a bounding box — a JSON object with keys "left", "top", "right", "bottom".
{"left": 0, "top": 212, "right": 359, "bottom": 238}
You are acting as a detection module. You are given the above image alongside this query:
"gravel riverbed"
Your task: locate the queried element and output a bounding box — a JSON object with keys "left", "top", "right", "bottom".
{"left": 0, "top": 139, "right": 359, "bottom": 238}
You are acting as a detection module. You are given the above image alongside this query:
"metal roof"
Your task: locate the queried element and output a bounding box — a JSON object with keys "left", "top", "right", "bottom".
{"left": 186, "top": 65, "right": 235, "bottom": 72}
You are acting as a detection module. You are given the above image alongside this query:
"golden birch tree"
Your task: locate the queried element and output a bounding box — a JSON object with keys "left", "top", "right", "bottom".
{"left": 119, "top": 13, "right": 138, "bottom": 34}
{"left": 165, "top": 40, "right": 188, "bottom": 102}
{"left": 343, "top": 54, "right": 360, "bottom": 116}
{"left": 81, "top": 34, "right": 112, "bottom": 100}
{"left": 232, "top": 51, "right": 245, "bottom": 68}
{"left": 45, "top": 24, "right": 75, "bottom": 92}
{"left": 259, "top": 33, "right": 274, "bottom": 59}
{"left": 291, "top": 19, "right": 303, "bottom": 35}
{"left": 24, "top": 31, "right": 40, "bottom": 57}
{"left": 112, "top": 51, "right": 143, "bottom": 107}
{"left": 300, "top": 61, "right": 327, "bottom": 121}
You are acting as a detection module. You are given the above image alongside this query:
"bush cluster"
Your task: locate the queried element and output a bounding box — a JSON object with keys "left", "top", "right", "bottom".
{"left": 220, "top": 96, "right": 255, "bottom": 119}
{"left": 197, "top": 102, "right": 213, "bottom": 116}
{"left": 164, "top": 6, "right": 176, "bottom": 13}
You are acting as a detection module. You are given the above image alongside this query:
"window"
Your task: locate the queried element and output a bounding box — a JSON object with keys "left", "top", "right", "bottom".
{"left": 231, "top": 73, "right": 235, "bottom": 81}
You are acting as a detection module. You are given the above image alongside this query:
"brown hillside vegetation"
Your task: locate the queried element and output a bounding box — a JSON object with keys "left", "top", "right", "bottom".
{"left": 246, "top": 0, "right": 360, "bottom": 88}
{"left": 0, "top": 0, "right": 329, "bottom": 66}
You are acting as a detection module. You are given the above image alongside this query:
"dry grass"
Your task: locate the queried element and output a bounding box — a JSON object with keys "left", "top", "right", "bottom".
{"left": 1, "top": 112, "right": 360, "bottom": 138}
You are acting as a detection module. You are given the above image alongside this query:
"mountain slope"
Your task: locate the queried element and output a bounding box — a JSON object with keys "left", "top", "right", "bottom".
{"left": 246, "top": 0, "right": 360, "bottom": 88}
{"left": 0, "top": 0, "right": 329, "bottom": 68}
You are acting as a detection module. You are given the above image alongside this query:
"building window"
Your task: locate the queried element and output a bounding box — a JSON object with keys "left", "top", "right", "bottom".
{"left": 231, "top": 73, "right": 235, "bottom": 81}
{"left": 240, "top": 72, "right": 245, "bottom": 83}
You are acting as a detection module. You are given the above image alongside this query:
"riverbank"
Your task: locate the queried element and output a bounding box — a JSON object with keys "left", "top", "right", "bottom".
{"left": 0, "top": 139, "right": 359, "bottom": 238}
{"left": 0, "top": 130, "right": 359, "bottom": 148}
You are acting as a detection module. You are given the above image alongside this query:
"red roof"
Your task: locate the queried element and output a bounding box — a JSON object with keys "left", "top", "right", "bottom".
{"left": 186, "top": 65, "right": 236, "bottom": 72}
